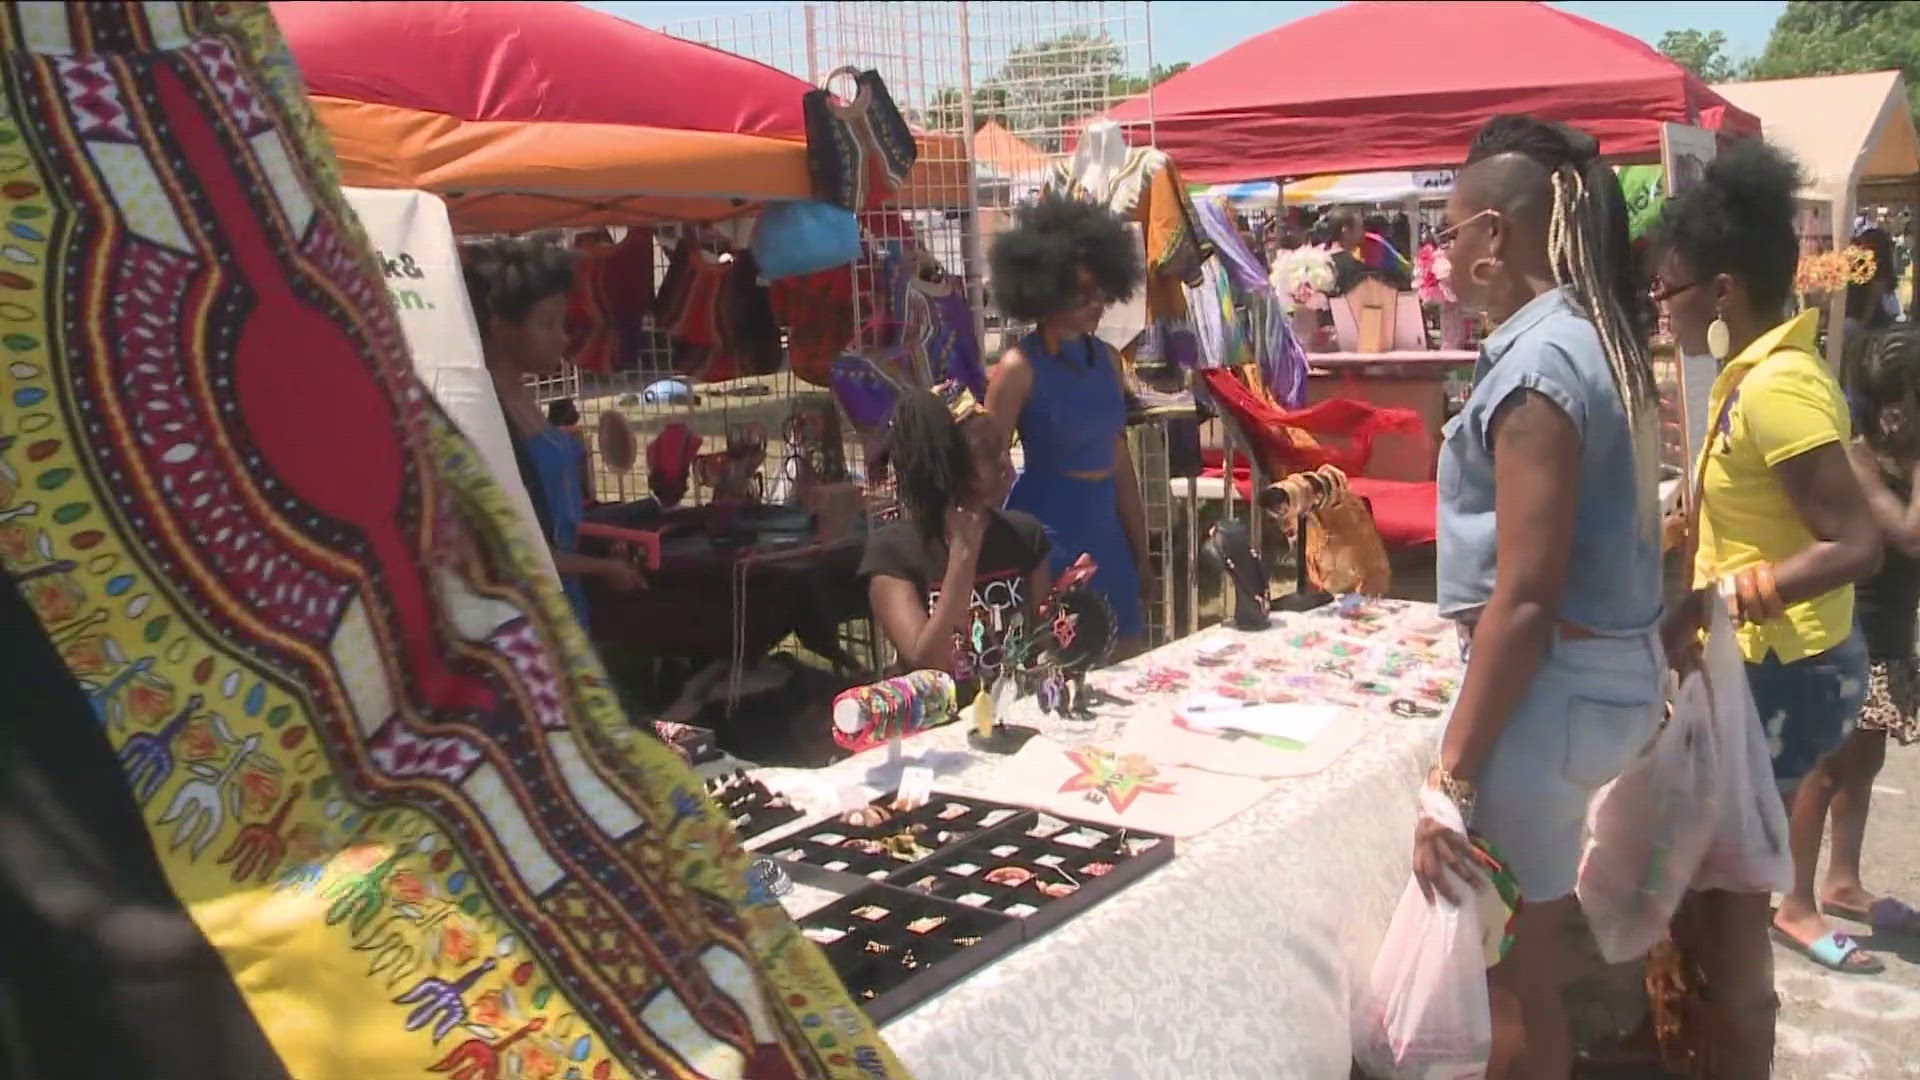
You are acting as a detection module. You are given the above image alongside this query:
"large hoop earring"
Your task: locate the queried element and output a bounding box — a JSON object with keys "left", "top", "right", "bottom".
{"left": 1469, "top": 257, "right": 1499, "bottom": 286}
{"left": 1707, "top": 318, "right": 1731, "bottom": 361}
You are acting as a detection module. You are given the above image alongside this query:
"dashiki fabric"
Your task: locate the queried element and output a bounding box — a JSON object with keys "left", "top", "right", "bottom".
{"left": 0, "top": 4, "right": 902, "bottom": 1079}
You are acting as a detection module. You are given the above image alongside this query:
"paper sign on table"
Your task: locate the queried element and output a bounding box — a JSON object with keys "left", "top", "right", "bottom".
{"left": 1175, "top": 696, "right": 1343, "bottom": 743}
{"left": 986, "top": 736, "right": 1273, "bottom": 837}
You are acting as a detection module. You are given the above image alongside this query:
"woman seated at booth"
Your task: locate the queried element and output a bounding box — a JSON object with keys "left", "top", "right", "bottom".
{"left": 461, "top": 236, "right": 646, "bottom": 622}
{"left": 861, "top": 383, "right": 1051, "bottom": 702}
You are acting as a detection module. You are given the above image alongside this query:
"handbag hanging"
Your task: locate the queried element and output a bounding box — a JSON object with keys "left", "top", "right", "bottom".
{"left": 803, "top": 67, "right": 918, "bottom": 211}
{"left": 1307, "top": 488, "right": 1391, "bottom": 596}
{"left": 752, "top": 199, "right": 861, "bottom": 281}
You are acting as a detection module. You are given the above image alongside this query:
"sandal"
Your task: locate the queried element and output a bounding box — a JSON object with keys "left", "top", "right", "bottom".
{"left": 1770, "top": 925, "right": 1884, "bottom": 975}
{"left": 1822, "top": 896, "right": 1920, "bottom": 935}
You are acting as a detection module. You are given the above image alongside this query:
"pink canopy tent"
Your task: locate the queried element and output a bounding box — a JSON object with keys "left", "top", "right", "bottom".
{"left": 1105, "top": 1, "right": 1762, "bottom": 183}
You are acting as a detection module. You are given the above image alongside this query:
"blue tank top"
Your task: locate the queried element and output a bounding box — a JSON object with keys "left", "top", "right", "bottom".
{"left": 522, "top": 428, "right": 589, "bottom": 621}
{"left": 1016, "top": 332, "right": 1125, "bottom": 475}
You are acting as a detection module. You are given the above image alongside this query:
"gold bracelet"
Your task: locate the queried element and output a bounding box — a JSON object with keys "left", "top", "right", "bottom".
{"left": 1427, "top": 764, "right": 1477, "bottom": 821}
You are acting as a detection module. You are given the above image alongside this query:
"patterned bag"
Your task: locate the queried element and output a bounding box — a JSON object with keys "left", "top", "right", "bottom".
{"left": 0, "top": 5, "right": 904, "bottom": 1078}
{"left": 1307, "top": 491, "right": 1392, "bottom": 596}
{"left": 803, "top": 68, "right": 919, "bottom": 211}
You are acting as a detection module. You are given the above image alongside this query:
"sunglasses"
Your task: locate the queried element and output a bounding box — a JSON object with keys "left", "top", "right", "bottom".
{"left": 1435, "top": 208, "right": 1500, "bottom": 246}
{"left": 1648, "top": 276, "right": 1703, "bottom": 303}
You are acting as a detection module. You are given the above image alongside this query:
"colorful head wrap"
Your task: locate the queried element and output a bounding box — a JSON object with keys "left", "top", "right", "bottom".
{"left": 934, "top": 379, "right": 983, "bottom": 423}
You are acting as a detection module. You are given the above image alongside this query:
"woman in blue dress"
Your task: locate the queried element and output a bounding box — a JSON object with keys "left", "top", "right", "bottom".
{"left": 462, "top": 237, "right": 645, "bottom": 624}
{"left": 984, "top": 191, "right": 1150, "bottom": 648}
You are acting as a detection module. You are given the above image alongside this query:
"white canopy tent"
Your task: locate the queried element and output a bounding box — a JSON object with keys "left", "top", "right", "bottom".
{"left": 1714, "top": 70, "right": 1920, "bottom": 363}
{"left": 1192, "top": 171, "right": 1455, "bottom": 210}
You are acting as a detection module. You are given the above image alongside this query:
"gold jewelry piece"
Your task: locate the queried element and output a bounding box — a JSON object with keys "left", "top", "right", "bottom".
{"left": 1427, "top": 764, "right": 1477, "bottom": 821}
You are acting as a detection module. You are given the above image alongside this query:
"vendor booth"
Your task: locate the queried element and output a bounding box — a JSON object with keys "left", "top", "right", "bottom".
{"left": 1713, "top": 70, "right": 1920, "bottom": 365}
{"left": 275, "top": 4, "right": 1476, "bottom": 1074}
{"left": 1104, "top": 1, "right": 1755, "bottom": 558}
{"left": 279, "top": 1, "right": 990, "bottom": 678}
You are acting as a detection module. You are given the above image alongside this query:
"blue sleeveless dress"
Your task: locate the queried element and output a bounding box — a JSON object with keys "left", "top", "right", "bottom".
{"left": 1005, "top": 332, "right": 1144, "bottom": 639}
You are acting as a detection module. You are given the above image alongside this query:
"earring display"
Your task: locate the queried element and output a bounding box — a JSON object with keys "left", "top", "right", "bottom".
{"left": 790, "top": 805, "right": 1174, "bottom": 1021}
{"left": 798, "top": 885, "right": 1023, "bottom": 1024}
{"left": 753, "top": 792, "right": 1029, "bottom": 884}
{"left": 704, "top": 768, "right": 805, "bottom": 844}
{"left": 652, "top": 719, "right": 720, "bottom": 766}
{"left": 899, "top": 812, "right": 1173, "bottom": 940}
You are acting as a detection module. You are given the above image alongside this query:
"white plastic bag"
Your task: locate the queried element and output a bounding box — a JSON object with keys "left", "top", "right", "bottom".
{"left": 1692, "top": 597, "right": 1794, "bottom": 894}
{"left": 1353, "top": 788, "right": 1492, "bottom": 1080}
{"left": 1577, "top": 586, "right": 1794, "bottom": 961}
{"left": 1576, "top": 666, "right": 1719, "bottom": 963}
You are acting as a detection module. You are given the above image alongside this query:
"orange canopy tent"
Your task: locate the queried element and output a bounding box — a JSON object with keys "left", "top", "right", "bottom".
{"left": 275, "top": 1, "right": 971, "bottom": 232}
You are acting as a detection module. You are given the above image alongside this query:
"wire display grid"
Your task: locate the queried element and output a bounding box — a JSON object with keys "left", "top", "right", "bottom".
{"left": 530, "top": 3, "right": 1173, "bottom": 655}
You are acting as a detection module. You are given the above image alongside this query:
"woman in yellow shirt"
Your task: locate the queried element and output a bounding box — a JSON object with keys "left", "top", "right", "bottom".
{"left": 1660, "top": 139, "right": 1883, "bottom": 1002}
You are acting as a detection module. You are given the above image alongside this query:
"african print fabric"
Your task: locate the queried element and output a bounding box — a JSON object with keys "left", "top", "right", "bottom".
{"left": 0, "top": 4, "right": 904, "bottom": 1079}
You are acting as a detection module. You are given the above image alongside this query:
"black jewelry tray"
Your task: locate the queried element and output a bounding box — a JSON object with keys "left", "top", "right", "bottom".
{"left": 887, "top": 811, "right": 1174, "bottom": 942}
{"left": 799, "top": 883, "right": 1024, "bottom": 1025}
{"left": 704, "top": 769, "right": 806, "bottom": 845}
{"left": 749, "top": 791, "right": 1028, "bottom": 886}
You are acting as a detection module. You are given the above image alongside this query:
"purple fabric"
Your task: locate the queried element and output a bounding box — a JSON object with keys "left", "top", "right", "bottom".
{"left": 1193, "top": 199, "right": 1309, "bottom": 407}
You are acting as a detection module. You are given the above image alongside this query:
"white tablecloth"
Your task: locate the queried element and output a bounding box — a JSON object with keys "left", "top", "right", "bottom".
{"left": 761, "top": 600, "right": 1461, "bottom": 1079}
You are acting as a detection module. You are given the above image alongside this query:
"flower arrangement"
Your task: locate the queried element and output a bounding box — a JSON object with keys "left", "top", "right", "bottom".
{"left": 1416, "top": 244, "right": 1455, "bottom": 306}
{"left": 1795, "top": 244, "right": 1878, "bottom": 297}
{"left": 1270, "top": 245, "right": 1336, "bottom": 314}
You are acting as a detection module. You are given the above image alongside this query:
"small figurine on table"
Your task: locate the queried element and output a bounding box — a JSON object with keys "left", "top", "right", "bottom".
{"left": 1026, "top": 554, "right": 1115, "bottom": 720}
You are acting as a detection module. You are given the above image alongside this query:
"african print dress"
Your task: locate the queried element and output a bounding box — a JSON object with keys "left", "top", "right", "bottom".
{"left": 0, "top": 4, "right": 903, "bottom": 1079}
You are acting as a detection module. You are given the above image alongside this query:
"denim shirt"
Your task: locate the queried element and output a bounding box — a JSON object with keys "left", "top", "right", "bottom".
{"left": 1436, "top": 288, "right": 1662, "bottom": 634}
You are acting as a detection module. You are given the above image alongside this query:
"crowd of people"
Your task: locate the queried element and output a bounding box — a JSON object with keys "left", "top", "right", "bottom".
{"left": 453, "top": 116, "right": 1920, "bottom": 1079}
{"left": 1414, "top": 119, "right": 1920, "bottom": 1076}
{"left": 8, "top": 4, "right": 1920, "bottom": 1073}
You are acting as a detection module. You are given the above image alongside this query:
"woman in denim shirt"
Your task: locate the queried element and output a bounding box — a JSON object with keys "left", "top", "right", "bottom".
{"left": 1417, "top": 117, "right": 1666, "bottom": 1077}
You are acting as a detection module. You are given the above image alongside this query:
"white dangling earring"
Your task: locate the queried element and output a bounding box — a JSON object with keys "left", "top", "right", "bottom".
{"left": 1706, "top": 317, "right": 1731, "bottom": 361}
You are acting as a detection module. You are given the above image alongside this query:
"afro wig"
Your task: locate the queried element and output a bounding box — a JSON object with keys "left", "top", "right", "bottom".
{"left": 988, "top": 189, "right": 1143, "bottom": 324}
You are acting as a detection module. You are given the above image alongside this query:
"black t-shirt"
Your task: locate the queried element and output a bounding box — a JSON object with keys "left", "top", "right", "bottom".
{"left": 1858, "top": 468, "right": 1919, "bottom": 660}
{"left": 859, "top": 509, "right": 1051, "bottom": 696}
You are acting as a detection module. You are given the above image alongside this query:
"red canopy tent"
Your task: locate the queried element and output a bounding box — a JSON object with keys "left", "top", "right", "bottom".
{"left": 274, "top": 1, "right": 972, "bottom": 231}
{"left": 1105, "top": 1, "right": 1763, "bottom": 183}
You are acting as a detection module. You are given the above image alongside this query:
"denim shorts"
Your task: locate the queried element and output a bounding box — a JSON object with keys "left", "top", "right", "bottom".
{"left": 1456, "top": 628, "right": 1664, "bottom": 902}
{"left": 1746, "top": 633, "right": 1869, "bottom": 787}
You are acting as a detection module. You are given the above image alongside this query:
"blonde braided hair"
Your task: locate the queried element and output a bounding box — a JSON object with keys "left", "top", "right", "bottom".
{"left": 1545, "top": 165, "right": 1662, "bottom": 533}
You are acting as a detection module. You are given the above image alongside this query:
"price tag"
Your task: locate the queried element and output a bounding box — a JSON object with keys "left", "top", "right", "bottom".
{"left": 894, "top": 765, "right": 935, "bottom": 812}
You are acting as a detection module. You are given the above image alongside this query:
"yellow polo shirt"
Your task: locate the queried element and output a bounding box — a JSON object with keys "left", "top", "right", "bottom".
{"left": 1693, "top": 309, "right": 1854, "bottom": 663}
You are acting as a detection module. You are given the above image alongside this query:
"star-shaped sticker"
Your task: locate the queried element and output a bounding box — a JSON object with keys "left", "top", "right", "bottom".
{"left": 1057, "top": 746, "right": 1176, "bottom": 813}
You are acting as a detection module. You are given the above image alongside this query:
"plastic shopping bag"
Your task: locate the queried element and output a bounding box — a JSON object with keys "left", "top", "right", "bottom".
{"left": 1576, "top": 669, "right": 1720, "bottom": 964}
{"left": 1353, "top": 788, "right": 1492, "bottom": 1080}
{"left": 1692, "top": 596, "right": 1794, "bottom": 894}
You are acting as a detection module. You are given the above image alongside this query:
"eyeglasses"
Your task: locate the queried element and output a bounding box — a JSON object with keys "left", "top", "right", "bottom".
{"left": 1648, "top": 276, "right": 1702, "bottom": 303}
{"left": 1435, "top": 208, "right": 1500, "bottom": 246}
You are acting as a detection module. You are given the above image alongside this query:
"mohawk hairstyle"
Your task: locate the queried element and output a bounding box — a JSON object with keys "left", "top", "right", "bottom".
{"left": 1467, "top": 114, "right": 1660, "bottom": 530}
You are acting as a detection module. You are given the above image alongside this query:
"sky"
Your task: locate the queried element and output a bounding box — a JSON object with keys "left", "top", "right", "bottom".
{"left": 588, "top": 1, "right": 1789, "bottom": 69}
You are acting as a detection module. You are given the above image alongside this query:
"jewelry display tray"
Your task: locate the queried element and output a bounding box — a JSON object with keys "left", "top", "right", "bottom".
{"left": 799, "top": 885, "right": 1025, "bottom": 1026}
{"left": 746, "top": 791, "right": 1030, "bottom": 886}
{"left": 773, "top": 792, "right": 1174, "bottom": 1021}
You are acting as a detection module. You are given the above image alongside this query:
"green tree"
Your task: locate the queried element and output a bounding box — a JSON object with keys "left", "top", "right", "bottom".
{"left": 921, "top": 35, "right": 1185, "bottom": 150}
{"left": 1748, "top": 1, "right": 1920, "bottom": 129}
{"left": 1657, "top": 28, "right": 1739, "bottom": 83}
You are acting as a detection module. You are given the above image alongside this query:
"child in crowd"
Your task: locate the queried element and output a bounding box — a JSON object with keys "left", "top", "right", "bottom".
{"left": 1823, "top": 328, "right": 1920, "bottom": 933}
